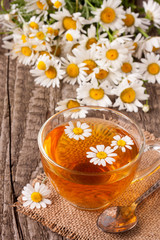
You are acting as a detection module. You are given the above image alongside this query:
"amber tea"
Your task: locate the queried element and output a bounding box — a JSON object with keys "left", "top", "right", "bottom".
{"left": 41, "top": 118, "right": 139, "bottom": 209}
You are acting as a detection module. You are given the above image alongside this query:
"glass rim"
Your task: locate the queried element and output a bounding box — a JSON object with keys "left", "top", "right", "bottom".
{"left": 38, "top": 106, "right": 145, "bottom": 176}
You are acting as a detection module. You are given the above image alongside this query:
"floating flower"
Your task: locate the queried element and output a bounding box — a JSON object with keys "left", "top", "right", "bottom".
{"left": 22, "top": 182, "right": 52, "bottom": 209}
{"left": 112, "top": 79, "right": 149, "bottom": 112}
{"left": 77, "top": 82, "right": 112, "bottom": 107}
{"left": 30, "top": 55, "right": 65, "bottom": 87}
{"left": 55, "top": 98, "right": 88, "bottom": 119}
{"left": 64, "top": 121, "right": 92, "bottom": 140}
{"left": 111, "top": 135, "right": 134, "bottom": 152}
{"left": 143, "top": 0, "right": 160, "bottom": 28}
{"left": 139, "top": 52, "right": 160, "bottom": 84}
{"left": 86, "top": 145, "right": 117, "bottom": 166}
{"left": 91, "top": 0, "right": 125, "bottom": 31}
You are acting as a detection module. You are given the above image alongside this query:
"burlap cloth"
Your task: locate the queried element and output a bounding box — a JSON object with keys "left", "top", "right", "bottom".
{"left": 15, "top": 131, "right": 160, "bottom": 240}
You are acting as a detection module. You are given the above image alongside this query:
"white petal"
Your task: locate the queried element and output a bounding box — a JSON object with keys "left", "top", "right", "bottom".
{"left": 30, "top": 202, "right": 36, "bottom": 209}
{"left": 122, "top": 147, "right": 126, "bottom": 152}
{"left": 125, "top": 145, "right": 132, "bottom": 149}
{"left": 97, "top": 145, "right": 105, "bottom": 152}
{"left": 23, "top": 200, "right": 32, "bottom": 207}
{"left": 86, "top": 152, "right": 96, "bottom": 158}
{"left": 34, "top": 182, "right": 40, "bottom": 192}
{"left": 90, "top": 147, "right": 98, "bottom": 153}
{"left": 43, "top": 198, "right": 52, "bottom": 204}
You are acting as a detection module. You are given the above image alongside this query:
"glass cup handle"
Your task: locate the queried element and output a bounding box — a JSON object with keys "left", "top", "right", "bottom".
{"left": 132, "top": 141, "right": 160, "bottom": 182}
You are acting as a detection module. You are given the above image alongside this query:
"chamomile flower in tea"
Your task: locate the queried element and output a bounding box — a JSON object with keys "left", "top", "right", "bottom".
{"left": 111, "top": 135, "right": 134, "bottom": 152}
{"left": 86, "top": 145, "right": 117, "bottom": 166}
{"left": 64, "top": 121, "right": 92, "bottom": 140}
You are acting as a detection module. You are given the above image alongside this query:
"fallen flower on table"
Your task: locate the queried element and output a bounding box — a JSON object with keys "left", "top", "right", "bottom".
{"left": 22, "top": 182, "right": 52, "bottom": 209}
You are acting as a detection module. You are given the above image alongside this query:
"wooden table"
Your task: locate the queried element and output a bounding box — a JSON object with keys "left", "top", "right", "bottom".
{"left": 0, "top": 1, "right": 160, "bottom": 239}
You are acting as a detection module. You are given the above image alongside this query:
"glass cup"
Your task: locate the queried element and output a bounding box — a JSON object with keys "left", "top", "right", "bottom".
{"left": 38, "top": 106, "right": 160, "bottom": 210}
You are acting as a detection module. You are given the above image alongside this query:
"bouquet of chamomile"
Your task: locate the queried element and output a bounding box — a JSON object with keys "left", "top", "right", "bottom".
{"left": 0, "top": 0, "right": 160, "bottom": 115}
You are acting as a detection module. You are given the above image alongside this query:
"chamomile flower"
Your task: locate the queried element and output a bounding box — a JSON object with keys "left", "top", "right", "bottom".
{"left": 143, "top": 0, "right": 160, "bottom": 28}
{"left": 25, "top": 0, "right": 48, "bottom": 16}
{"left": 30, "top": 55, "right": 65, "bottom": 87}
{"left": 112, "top": 79, "right": 149, "bottom": 112}
{"left": 123, "top": 7, "right": 149, "bottom": 34}
{"left": 51, "top": 0, "right": 65, "bottom": 9}
{"left": 72, "top": 46, "right": 98, "bottom": 76}
{"left": 111, "top": 135, "right": 134, "bottom": 152}
{"left": 3, "top": 41, "right": 39, "bottom": 65}
{"left": 97, "top": 39, "right": 128, "bottom": 70}
{"left": 91, "top": 0, "right": 125, "bottom": 31}
{"left": 56, "top": 99, "right": 88, "bottom": 119}
{"left": 61, "top": 54, "right": 87, "bottom": 85}
{"left": 86, "top": 145, "right": 117, "bottom": 166}
{"left": 139, "top": 52, "right": 160, "bottom": 84}
{"left": 79, "top": 25, "right": 107, "bottom": 50}
{"left": 119, "top": 57, "right": 140, "bottom": 77}
{"left": 64, "top": 121, "right": 92, "bottom": 140}
{"left": 144, "top": 37, "right": 160, "bottom": 53}
{"left": 63, "top": 29, "right": 81, "bottom": 42}
{"left": 77, "top": 82, "right": 112, "bottom": 107}
{"left": 132, "top": 33, "right": 145, "bottom": 59}
{"left": 22, "top": 182, "right": 52, "bottom": 209}
{"left": 50, "top": 9, "right": 85, "bottom": 35}
{"left": 27, "top": 16, "right": 43, "bottom": 31}
{"left": 42, "top": 24, "right": 59, "bottom": 39}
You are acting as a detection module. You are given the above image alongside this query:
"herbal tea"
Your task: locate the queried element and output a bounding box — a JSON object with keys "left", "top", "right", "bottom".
{"left": 42, "top": 118, "right": 139, "bottom": 209}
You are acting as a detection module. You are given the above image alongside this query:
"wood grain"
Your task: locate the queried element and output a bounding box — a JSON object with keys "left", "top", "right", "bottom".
{"left": 0, "top": 1, "right": 160, "bottom": 240}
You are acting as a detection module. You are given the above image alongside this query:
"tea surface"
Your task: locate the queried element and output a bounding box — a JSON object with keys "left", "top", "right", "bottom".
{"left": 43, "top": 118, "right": 139, "bottom": 172}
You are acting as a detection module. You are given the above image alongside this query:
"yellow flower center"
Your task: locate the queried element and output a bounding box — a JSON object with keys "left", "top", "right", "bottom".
{"left": 106, "top": 49, "right": 119, "bottom": 60}
{"left": 83, "top": 59, "right": 97, "bottom": 75}
{"left": 73, "top": 127, "right": 83, "bottom": 135}
{"left": 36, "top": 1, "right": 45, "bottom": 10}
{"left": 86, "top": 38, "right": 98, "bottom": 49}
{"left": 45, "top": 66, "right": 57, "bottom": 79}
{"left": 21, "top": 34, "right": 27, "bottom": 43}
{"left": 117, "top": 139, "right": 126, "bottom": 147}
{"left": 47, "top": 27, "right": 59, "bottom": 36}
{"left": 123, "top": 13, "right": 135, "bottom": 27}
{"left": 120, "top": 87, "right": 136, "bottom": 103}
{"left": 66, "top": 63, "right": 79, "bottom": 77}
{"left": 63, "top": 17, "right": 77, "bottom": 30}
{"left": 54, "top": 0, "right": 62, "bottom": 8}
{"left": 95, "top": 69, "right": 109, "bottom": 80}
{"left": 67, "top": 100, "right": 80, "bottom": 109}
{"left": 31, "top": 192, "right": 42, "bottom": 203}
{"left": 66, "top": 33, "right": 73, "bottom": 41}
{"left": 29, "top": 22, "right": 39, "bottom": 30}
{"left": 21, "top": 47, "right": 32, "bottom": 56}
{"left": 71, "top": 43, "right": 80, "bottom": 50}
{"left": 37, "top": 61, "right": 46, "bottom": 70}
{"left": 39, "top": 51, "right": 50, "bottom": 57}
{"left": 121, "top": 62, "right": 132, "bottom": 73}
{"left": 89, "top": 88, "right": 104, "bottom": 100}
{"left": 147, "top": 63, "right": 160, "bottom": 75}
{"left": 32, "top": 45, "right": 37, "bottom": 49}
{"left": 152, "top": 46, "right": 160, "bottom": 52}
{"left": 96, "top": 151, "right": 107, "bottom": 159}
{"left": 36, "top": 31, "right": 45, "bottom": 40}
{"left": 100, "top": 7, "right": 116, "bottom": 24}
{"left": 133, "top": 42, "right": 138, "bottom": 51}
{"left": 51, "top": 45, "right": 61, "bottom": 57}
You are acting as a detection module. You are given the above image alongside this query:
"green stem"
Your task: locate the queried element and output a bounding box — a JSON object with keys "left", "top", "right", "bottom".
{"left": 96, "top": 22, "right": 100, "bottom": 40}
{"left": 85, "top": 0, "right": 96, "bottom": 10}
{"left": 76, "top": 0, "right": 79, "bottom": 12}
{"left": 0, "top": 0, "right": 8, "bottom": 12}
{"left": 137, "top": 27, "right": 149, "bottom": 38}
{"left": 99, "top": 23, "right": 114, "bottom": 41}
